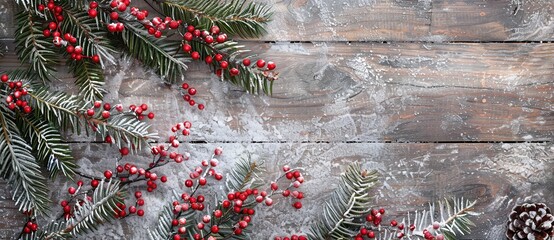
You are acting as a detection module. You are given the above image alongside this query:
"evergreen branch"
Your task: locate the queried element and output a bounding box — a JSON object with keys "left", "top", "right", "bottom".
{"left": 148, "top": 201, "right": 177, "bottom": 240}
{"left": 307, "top": 164, "right": 379, "bottom": 239}
{"left": 58, "top": 3, "right": 117, "bottom": 67}
{"left": 189, "top": 39, "right": 274, "bottom": 94}
{"left": 14, "top": 10, "right": 58, "bottom": 82}
{"left": 69, "top": 60, "right": 106, "bottom": 102}
{"left": 158, "top": 0, "right": 272, "bottom": 38}
{"left": 0, "top": 105, "right": 50, "bottom": 215}
{"left": 27, "top": 88, "right": 82, "bottom": 132}
{"left": 121, "top": 21, "right": 189, "bottom": 84}
{"left": 225, "top": 157, "right": 264, "bottom": 192}
{"left": 94, "top": 112, "right": 158, "bottom": 151}
{"left": 15, "top": 113, "right": 76, "bottom": 179}
{"left": 42, "top": 179, "right": 125, "bottom": 239}
{"left": 374, "top": 198, "right": 478, "bottom": 240}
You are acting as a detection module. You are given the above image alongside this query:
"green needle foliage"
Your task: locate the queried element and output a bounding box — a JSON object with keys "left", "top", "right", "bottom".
{"left": 308, "top": 164, "right": 380, "bottom": 239}
{"left": 0, "top": 104, "right": 50, "bottom": 215}
{"left": 121, "top": 21, "right": 189, "bottom": 84}
{"left": 34, "top": 179, "right": 126, "bottom": 239}
{"left": 14, "top": 10, "right": 59, "bottom": 82}
{"left": 158, "top": 0, "right": 273, "bottom": 38}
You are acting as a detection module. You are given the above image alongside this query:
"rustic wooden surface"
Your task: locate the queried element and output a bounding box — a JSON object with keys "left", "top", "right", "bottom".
{"left": 1, "top": 0, "right": 554, "bottom": 239}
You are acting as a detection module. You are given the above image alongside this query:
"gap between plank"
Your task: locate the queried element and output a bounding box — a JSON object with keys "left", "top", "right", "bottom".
{"left": 66, "top": 140, "right": 552, "bottom": 144}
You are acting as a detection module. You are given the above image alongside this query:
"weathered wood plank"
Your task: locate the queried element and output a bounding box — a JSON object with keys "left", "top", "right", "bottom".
{"left": 112, "top": 42, "right": 554, "bottom": 142}
{"left": 431, "top": 0, "right": 554, "bottom": 41}
{"left": 2, "top": 0, "right": 553, "bottom": 41}
{"left": 1, "top": 142, "right": 551, "bottom": 238}
{"left": 1, "top": 42, "right": 552, "bottom": 142}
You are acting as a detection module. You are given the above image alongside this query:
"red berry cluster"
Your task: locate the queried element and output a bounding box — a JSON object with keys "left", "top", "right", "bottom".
{"left": 104, "top": 0, "right": 129, "bottom": 33}
{"left": 356, "top": 208, "right": 445, "bottom": 240}
{"left": 85, "top": 101, "right": 154, "bottom": 134}
{"left": 21, "top": 220, "right": 38, "bottom": 235}
{"left": 39, "top": 1, "right": 99, "bottom": 62}
{"left": 274, "top": 235, "right": 308, "bottom": 240}
{"left": 1, "top": 74, "right": 31, "bottom": 113}
{"left": 180, "top": 83, "right": 204, "bottom": 110}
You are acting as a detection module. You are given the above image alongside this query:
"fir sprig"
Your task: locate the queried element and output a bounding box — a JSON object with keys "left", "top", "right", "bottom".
{"left": 93, "top": 111, "right": 158, "bottom": 151}
{"left": 226, "top": 157, "right": 264, "bottom": 192}
{"left": 121, "top": 21, "right": 189, "bottom": 84}
{"left": 308, "top": 164, "right": 380, "bottom": 239}
{"left": 27, "top": 88, "right": 82, "bottom": 132}
{"left": 69, "top": 60, "right": 106, "bottom": 102}
{"left": 0, "top": 104, "right": 50, "bottom": 215}
{"left": 14, "top": 10, "right": 59, "bottom": 82}
{"left": 158, "top": 0, "right": 273, "bottom": 38}
{"left": 15, "top": 113, "right": 76, "bottom": 178}
{"left": 40, "top": 179, "right": 126, "bottom": 239}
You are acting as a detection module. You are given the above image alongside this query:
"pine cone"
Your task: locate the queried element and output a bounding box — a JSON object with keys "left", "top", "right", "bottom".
{"left": 506, "top": 203, "right": 554, "bottom": 240}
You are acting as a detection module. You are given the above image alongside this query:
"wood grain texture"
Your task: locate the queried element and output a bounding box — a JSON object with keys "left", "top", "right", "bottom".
{"left": 1, "top": 142, "right": 550, "bottom": 239}
{"left": 1, "top": 41, "right": 552, "bottom": 142}
{"left": 1, "top": 0, "right": 553, "bottom": 41}
{"left": 104, "top": 42, "right": 554, "bottom": 142}
{"left": 256, "top": 0, "right": 554, "bottom": 41}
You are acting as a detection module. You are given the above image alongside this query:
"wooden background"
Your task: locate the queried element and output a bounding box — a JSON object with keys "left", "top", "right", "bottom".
{"left": 1, "top": 0, "right": 554, "bottom": 239}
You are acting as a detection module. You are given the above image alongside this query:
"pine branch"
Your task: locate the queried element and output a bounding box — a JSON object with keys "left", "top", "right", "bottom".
{"left": 121, "top": 21, "right": 189, "bottom": 84}
{"left": 58, "top": 3, "right": 117, "bottom": 67}
{"left": 374, "top": 198, "right": 478, "bottom": 240}
{"left": 14, "top": 10, "right": 59, "bottom": 82}
{"left": 27, "top": 88, "right": 82, "bottom": 132}
{"left": 148, "top": 201, "right": 178, "bottom": 240}
{"left": 69, "top": 60, "right": 106, "bottom": 102}
{"left": 158, "top": 0, "right": 273, "bottom": 38}
{"left": 15, "top": 113, "right": 76, "bottom": 179}
{"left": 225, "top": 157, "right": 264, "bottom": 192}
{"left": 41, "top": 179, "right": 126, "bottom": 239}
{"left": 0, "top": 105, "right": 50, "bottom": 215}
{"left": 93, "top": 112, "right": 159, "bottom": 151}
{"left": 189, "top": 39, "right": 274, "bottom": 94}
{"left": 307, "top": 164, "right": 380, "bottom": 239}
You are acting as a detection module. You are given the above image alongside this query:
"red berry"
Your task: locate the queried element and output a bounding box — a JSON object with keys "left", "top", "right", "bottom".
{"left": 183, "top": 32, "right": 193, "bottom": 41}
{"left": 188, "top": 88, "right": 196, "bottom": 95}
{"left": 205, "top": 55, "right": 213, "bottom": 64}
{"left": 38, "top": 4, "right": 45, "bottom": 11}
{"left": 189, "top": 100, "right": 195, "bottom": 106}
{"left": 216, "top": 34, "right": 227, "bottom": 43}
{"left": 214, "top": 54, "right": 223, "bottom": 62}
{"left": 129, "top": 206, "right": 136, "bottom": 213}
{"left": 110, "top": 12, "right": 119, "bottom": 20}
{"left": 90, "top": 1, "right": 98, "bottom": 8}
{"left": 0, "top": 74, "right": 7, "bottom": 82}
{"left": 267, "top": 61, "right": 276, "bottom": 70}
{"left": 243, "top": 58, "right": 251, "bottom": 66}
{"left": 120, "top": 147, "right": 129, "bottom": 156}
{"left": 104, "top": 170, "right": 113, "bottom": 179}
{"left": 293, "top": 201, "right": 302, "bottom": 209}
{"left": 91, "top": 179, "right": 99, "bottom": 188}
{"left": 137, "top": 209, "right": 144, "bottom": 216}
{"left": 198, "top": 104, "right": 205, "bottom": 110}
{"left": 219, "top": 61, "right": 228, "bottom": 69}
{"left": 169, "top": 20, "right": 180, "bottom": 29}
{"left": 390, "top": 220, "right": 398, "bottom": 227}
{"left": 136, "top": 12, "right": 145, "bottom": 20}
{"left": 229, "top": 68, "right": 239, "bottom": 76}
{"left": 68, "top": 187, "right": 76, "bottom": 194}
{"left": 88, "top": 8, "right": 98, "bottom": 18}
{"left": 101, "top": 110, "right": 110, "bottom": 119}
{"left": 256, "top": 59, "right": 266, "bottom": 68}
{"left": 187, "top": 25, "right": 195, "bottom": 32}
{"left": 23, "top": 106, "right": 32, "bottom": 114}
{"left": 48, "top": 22, "right": 57, "bottom": 30}
{"left": 103, "top": 103, "right": 111, "bottom": 111}
{"left": 367, "top": 231, "right": 375, "bottom": 238}
{"left": 185, "top": 179, "right": 193, "bottom": 187}
{"left": 154, "top": 31, "right": 162, "bottom": 38}
{"left": 204, "top": 35, "right": 213, "bottom": 44}
{"left": 191, "top": 51, "right": 200, "bottom": 60}
{"left": 210, "top": 26, "right": 220, "bottom": 35}
{"left": 211, "top": 225, "right": 219, "bottom": 233}
{"left": 43, "top": 29, "right": 51, "bottom": 37}
{"left": 91, "top": 55, "right": 100, "bottom": 63}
